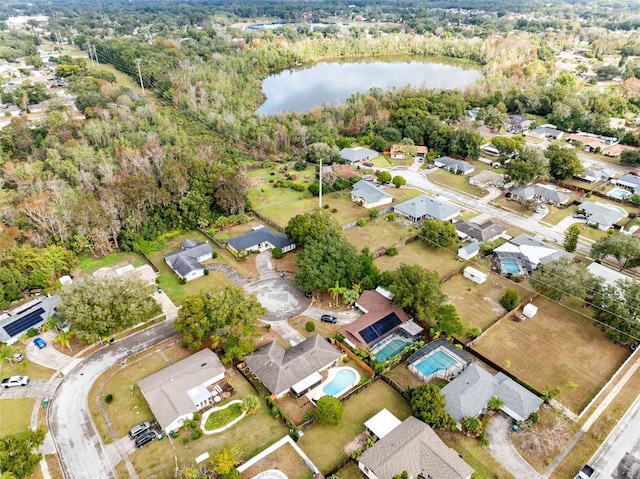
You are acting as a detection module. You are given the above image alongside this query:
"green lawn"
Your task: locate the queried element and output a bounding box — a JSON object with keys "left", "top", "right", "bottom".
{"left": 473, "top": 296, "right": 630, "bottom": 413}
{"left": 0, "top": 347, "right": 55, "bottom": 380}
{"left": 337, "top": 461, "right": 365, "bottom": 479}
{"left": 343, "top": 217, "right": 417, "bottom": 256}
{"left": 375, "top": 239, "right": 466, "bottom": 280}
{"left": 542, "top": 205, "right": 576, "bottom": 226}
{"left": 371, "top": 154, "right": 393, "bottom": 168}
{"left": 76, "top": 252, "right": 146, "bottom": 276}
{"left": 298, "top": 380, "right": 412, "bottom": 474}
{"left": 204, "top": 403, "right": 242, "bottom": 430}
{"left": 130, "top": 372, "right": 288, "bottom": 479}
{"left": 0, "top": 398, "right": 36, "bottom": 436}
{"left": 428, "top": 169, "right": 487, "bottom": 198}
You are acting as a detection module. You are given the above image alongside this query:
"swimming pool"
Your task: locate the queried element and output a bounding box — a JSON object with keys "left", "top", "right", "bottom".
{"left": 500, "top": 258, "right": 522, "bottom": 275}
{"left": 608, "top": 188, "right": 632, "bottom": 200}
{"left": 414, "top": 349, "right": 459, "bottom": 377}
{"left": 323, "top": 369, "right": 357, "bottom": 396}
{"left": 374, "top": 337, "right": 410, "bottom": 362}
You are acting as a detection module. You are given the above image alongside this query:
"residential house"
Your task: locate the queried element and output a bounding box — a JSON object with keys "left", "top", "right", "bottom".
{"left": 586, "top": 262, "right": 633, "bottom": 287}
{"left": 480, "top": 144, "right": 501, "bottom": 157}
{"left": 509, "top": 184, "right": 570, "bottom": 206}
{"left": 339, "top": 289, "right": 421, "bottom": 350}
{"left": 441, "top": 364, "right": 542, "bottom": 423}
{"left": 433, "top": 156, "right": 475, "bottom": 175}
{"left": 528, "top": 126, "right": 563, "bottom": 140}
{"left": 389, "top": 144, "right": 428, "bottom": 159}
{"left": 602, "top": 143, "right": 635, "bottom": 158}
{"left": 351, "top": 180, "right": 393, "bottom": 209}
{"left": 393, "top": 194, "right": 460, "bottom": 222}
{"left": 573, "top": 168, "right": 600, "bottom": 184}
{"left": 358, "top": 415, "right": 474, "bottom": 479}
{"left": 493, "top": 233, "right": 573, "bottom": 274}
{"left": 455, "top": 219, "right": 508, "bottom": 243}
{"left": 458, "top": 241, "right": 480, "bottom": 260}
{"left": 615, "top": 174, "right": 640, "bottom": 192}
{"left": 578, "top": 202, "right": 626, "bottom": 231}
{"left": 243, "top": 334, "right": 343, "bottom": 398}
{"left": 226, "top": 225, "right": 295, "bottom": 258}
{"left": 0, "top": 295, "right": 60, "bottom": 344}
{"left": 164, "top": 239, "right": 213, "bottom": 282}
{"left": 506, "top": 114, "right": 532, "bottom": 133}
{"left": 567, "top": 133, "right": 617, "bottom": 153}
{"left": 138, "top": 349, "right": 226, "bottom": 433}
{"left": 469, "top": 170, "right": 506, "bottom": 188}
{"left": 339, "top": 146, "right": 379, "bottom": 164}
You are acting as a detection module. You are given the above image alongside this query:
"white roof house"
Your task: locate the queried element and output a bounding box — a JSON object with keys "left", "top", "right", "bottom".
{"left": 586, "top": 262, "right": 633, "bottom": 287}
{"left": 339, "top": 147, "right": 379, "bottom": 164}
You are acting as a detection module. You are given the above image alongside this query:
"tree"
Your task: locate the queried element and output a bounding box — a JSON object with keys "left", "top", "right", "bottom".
{"left": 378, "top": 171, "right": 392, "bottom": 184}
{"left": 461, "top": 416, "right": 483, "bottom": 437}
{"left": 0, "top": 429, "right": 45, "bottom": 479}
{"left": 1, "top": 344, "right": 17, "bottom": 366}
{"left": 591, "top": 233, "right": 640, "bottom": 271}
{"left": 434, "top": 305, "right": 464, "bottom": 336}
{"left": 491, "top": 136, "right": 525, "bottom": 156}
{"left": 421, "top": 219, "right": 458, "bottom": 248}
{"left": 284, "top": 210, "right": 340, "bottom": 248}
{"left": 53, "top": 330, "right": 74, "bottom": 352}
{"left": 476, "top": 106, "right": 507, "bottom": 130}
{"left": 383, "top": 264, "right": 446, "bottom": 324}
{"left": 211, "top": 445, "right": 241, "bottom": 476}
{"left": 545, "top": 144, "right": 583, "bottom": 180}
{"left": 314, "top": 395, "right": 343, "bottom": 425}
{"left": 530, "top": 258, "right": 595, "bottom": 301}
{"left": 564, "top": 224, "right": 580, "bottom": 252}
{"left": 487, "top": 395, "right": 505, "bottom": 411}
{"left": 241, "top": 395, "right": 260, "bottom": 415}
{"left": 56, "top": 276, "right": 161, "bottom": 343}
{"left": 294, "top": 235, "right": 363, "bottom": 293}
{"left": 391, "top": 472, "right": 409, "bottom": 479}
{"left": 175, "top": 285, "right": 265, "bottom": 356}
{"left": 506, "top": 153, "right": 546, "bottom": 185}
{"left": 409, "top": 384, "right": 456, "bottom": 430}
{"left": 590, "top": 279, "right": 640, "bottom": 344}
{"left": 500, "top": 289, "right": 520, "bottom": 311}
{"left": 621, "top": 150, "right": 640, "bottom": 165}
{"left": 392, "top": 175, "right": 406, "bottom": 188}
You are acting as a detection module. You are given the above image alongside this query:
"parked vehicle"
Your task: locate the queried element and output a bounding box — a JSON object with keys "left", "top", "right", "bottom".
{"left": 33, "top": 338, "right": 46, "bottom": 349}
{"left": 574, "top": 464, "right": 594, "bottom": 479}
{"left": 320, "top": 314, "right": 338, "bottom": 324}
{"left": 13, "top": 352, "right": 24, "bottom": 362}
{"left": 573, "top": 214, "right": 587, "bottom": 219}
{"left": 2, "top": 376, "right": 30, "bottom": 388}
{"left": 129, "top": 421, "right": 152, "bottom": 438}
{"left": 134, "top": 430, "right": 157, "bottom": 448}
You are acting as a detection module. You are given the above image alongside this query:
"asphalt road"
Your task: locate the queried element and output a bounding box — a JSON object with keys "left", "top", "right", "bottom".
{"left": 590, "top": 392, "right": 640, "bottom": 479}
{"left": 48, "top": 320, "right": 179, "bottom": 479}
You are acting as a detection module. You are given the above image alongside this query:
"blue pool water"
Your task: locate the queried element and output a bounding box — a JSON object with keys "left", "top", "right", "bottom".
{"left": 323, "top": 369, "right": 356, "bottom": 396}
{"left": 501, "top": 258, "right": 522, "bottom": 274}
{"left": 415, "top": 349, "right": 458, "bottom": 377}
{"left": 608, "top": 188, "right": 631, "bottom": 200}
{"left": 375, "top": 338, "right": 410, "bottom": 362}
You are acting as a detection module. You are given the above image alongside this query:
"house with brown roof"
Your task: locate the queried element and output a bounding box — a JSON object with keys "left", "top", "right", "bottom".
{"left": 390, "top": 144, "right": 428, "bottom": 159}
{"left": 340, "top": 289, "right": 420, "bottom": 350}
{"left": 358, "top": 416, "right": 474, "bottom": 479}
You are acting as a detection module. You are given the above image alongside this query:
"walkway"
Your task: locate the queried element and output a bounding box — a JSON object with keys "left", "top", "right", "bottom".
{"left": 486, "top": 413, "right": 543, "bottom": 479}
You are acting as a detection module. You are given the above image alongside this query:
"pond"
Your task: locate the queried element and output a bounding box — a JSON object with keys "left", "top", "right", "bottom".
{"left": 257, "top": 57, "right": 482, "bottom": 115}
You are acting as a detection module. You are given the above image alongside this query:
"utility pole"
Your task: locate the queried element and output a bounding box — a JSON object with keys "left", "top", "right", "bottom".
{"left": 87, "top": 43, "right": 95, "bottom": 68}
{"left": 92, "top": 44, "right": 99, "bottom": 66}
{"left": 136, "top": 60, "right": 145, "bottom": 96}
{"left": 319, "top": 158, "right": 323, "bottom": 209}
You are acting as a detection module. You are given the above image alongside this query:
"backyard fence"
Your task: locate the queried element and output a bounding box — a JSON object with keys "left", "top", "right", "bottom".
{"left": 379, "top": 375, "right": 410, "bottom": 401}
{"left": 251, "top": 209, "right": 285, "bottom": 232}
{"left": 198, "top": 228, "right": 226, "bottom": 249}
{"left": 135, "top": 247, "right": 160, "bottom": 273}
{"left": 331, "top": 339, "right": 375, "bottom": 376}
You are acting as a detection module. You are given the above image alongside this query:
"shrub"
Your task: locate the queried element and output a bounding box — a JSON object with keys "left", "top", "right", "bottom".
{"left": 461, "top": 416, "right": 483, "bottom": 437}
{"left": 104, "top": 394, "right": 113, "bottom": 404}
{"left": 305, "top": 321, "right": 316, "bottom": 332}
{"left": 289, "top": 430, "right": 300, "bottom": 442}
{"left": 270, "top": 406, "right": 280, "bottom": 418}
{"left": 335, "top": 332, "right": 345, "bottom": 342}
{"left": 191, "top": 429, "right": 202, "bottom": 440}
{"left": 26, "top": 328, "right": 38, "bottom": 338}
{"left": 387, "top": 212, "right": 396, "bottom": 221}
{"left": 323, "top": 204, "right": 329, "bottom": 209}
{"left": 180, "top": 277, "right": 187, "bottom": 285}
{"left": 265, "top": 323, "right": 271, "bottom": 330}
{"left": 468, "top": 326, "right": 482, "bottom": 339}
{"left": 314, "top": 395, "right": 344, "bottom": 425}
{"left": 368, "top": 208, "right": 379, "bottom": 219}
{"left": 500, "top": 289, "right": 520, "bottom": 311}
{"left": 331, "top": 208, "right": 337, "bottom": 213}
{"left": 356, "top": 218, "right": 367, "bottom": 227}
{"left": 203, "top": 268, "right": 210, "bottom": 276}
{"left": 272, "top": 247, "right": 284, "bottom": 259}
{"left": 182, "top": 437, "right": 189, "bottom": 445}
{"left": 192, "top": 412, "right": 201, "bottom": 421}
{"left": 294, "top": 161, "right": 307, "bottom": 171}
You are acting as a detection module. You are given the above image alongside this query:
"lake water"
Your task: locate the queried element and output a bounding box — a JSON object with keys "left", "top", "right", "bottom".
{"left": 257, "top": 59, "right": 482, "bottom": 115}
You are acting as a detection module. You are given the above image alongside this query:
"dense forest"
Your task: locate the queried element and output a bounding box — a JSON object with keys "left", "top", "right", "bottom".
{"left": 2, "top": 0, "right": 640, "bottom": 308}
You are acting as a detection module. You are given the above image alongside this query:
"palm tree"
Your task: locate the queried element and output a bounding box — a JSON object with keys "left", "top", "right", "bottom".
{"left": 1, "top": 471, "right": 18, "bottom": 479}
{"left": 41, "top": 316, "right": 61, "bottom": 332}
{"left": 241, "top": 395, "right": 260, "bottom": 415}
{"left": 328, "top": 280, "right": 347, "bottom": 305}
{"left": 0, "top": 344, "right": 16, "bottom": 366}
{"left": 53, "top": 330, "right": 74, "bottom": 352}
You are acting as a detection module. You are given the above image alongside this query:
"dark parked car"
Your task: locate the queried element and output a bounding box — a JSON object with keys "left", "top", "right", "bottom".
{"left": 129, "top": 421, "right": 152, "bottom": 438}
{"left": 573, "top": 214, "right": 587, "bottom": 219}
{"left": 33, "top": 338, "right": 46, "bottom": 349}
{"left": 320, "top": 314, "right": 338, "bottom": 324}
{"left": 363, "top": 161, "right": 373, "bottom": 167}
{"left": 304, "top": 291, "right": 313, "bottom": 298}
{"left": 134, "top": 430, "right": 157, "bottom": 448}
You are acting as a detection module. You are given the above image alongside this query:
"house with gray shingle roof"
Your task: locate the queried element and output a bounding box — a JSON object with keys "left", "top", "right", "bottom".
{"left": 393, "top": 194, "right": 460, "bottom": 222}
{"left": 138, "top": 349, "right": 226, "bottom": 433}
{"left": 358, "top": 416, "right": 474, "bottom": 479}
{"left": 455, "top": 219, "right": 508, "bottom": 242}
{"left": 578, "top": 202, "right": 626, "bottom": 231}
{"left": 441, "top": 364, "right": 542, "bottom": 423}
{"left": 615, "top": 174, "right": 640, "bottom": 192}
{"left": 226, "top": 225, "right": 295, "bottom": 258}
{"left": 509, "top": 184, "right": 570, "bottom": 206}
{"left": 243, "top": 334, "right": 343, "bottom": 398}
{"left": 164, "top": 239, "right": 213, "bottom": 281}
{"left": 351, "top": 180, "right": 393, "bottom": 209}
{"left": 529, "top": 126, "right": 563, "bottom": 139}
{"left": 433, "top": 156, "right": 475, "bottom": 175}
{"left": 339, "top": 146, "right": 379, "bottom": 164}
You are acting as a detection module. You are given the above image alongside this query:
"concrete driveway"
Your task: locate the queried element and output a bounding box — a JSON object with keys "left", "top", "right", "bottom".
{"left": 244, "top": 278, "right": 310, "bottom": 322}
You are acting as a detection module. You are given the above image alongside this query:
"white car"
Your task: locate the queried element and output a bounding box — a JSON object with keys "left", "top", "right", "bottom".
{"left": 1, "top": 375, "right": 30, "bottom": 388}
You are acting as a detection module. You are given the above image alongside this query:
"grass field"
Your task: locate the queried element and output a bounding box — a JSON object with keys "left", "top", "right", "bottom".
{"left": 428, "top": 169, "right": 488, "bottom": 198}
{"left": 0, "top": 347, "right": 55, "bottom": 380}
{"left": 375, "top": 239, "right": 466, "bottom": 279}
{"left": 541, "top": 205, "right": 576, "bottom": 225}
{"left": 343, "top": 217, "right": 416, "bottom": 255}
{"left": 130, "top": 371, "right": 288, "bottom": 479}
{"left": 336, "top": 461, "right": 365, "bottom": 479}
{"left": 298, "top": 380, "right": 412, "bottom": 474}
{"left": 491, "top": 196, "right": 534, "bottom": 217}
{"left": 76, "top": 252, "right": 146, "bottom": 276}
{"left": 472, "top": 296, "right": 629, "bottom": 413}
{"left": 240, "top": 442, "right": 314, "bottom": 479}
{"left": 383, "top": 362, "right": 426, "bottom": 390}
{"left": 442, "top": 272, "right": 531, "bottom": 335}
{"left": 0, "top": 398, "right": 36, "bottom": 436}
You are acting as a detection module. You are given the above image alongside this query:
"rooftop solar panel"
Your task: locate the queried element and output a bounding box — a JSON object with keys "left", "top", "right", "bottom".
{"left": 358, "top": 312, "right": 402, "bottom": 345}
{"left": 3, "top": 307, "right": 45, "bottom": 337}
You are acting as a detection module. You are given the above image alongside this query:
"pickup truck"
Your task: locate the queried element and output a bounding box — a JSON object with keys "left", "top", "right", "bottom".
{"left": 574, "top": 465, "right": 594, "bottom": 479}
{"left": 1, "top": 375, "right": 30, "bottom": 388}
